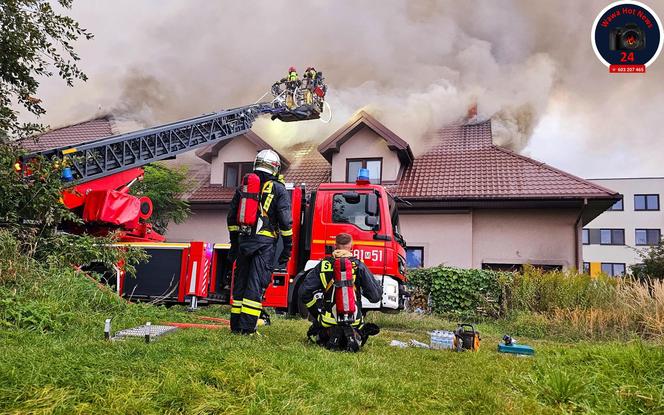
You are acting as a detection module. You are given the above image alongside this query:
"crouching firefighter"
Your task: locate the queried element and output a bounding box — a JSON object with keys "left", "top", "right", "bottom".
{"left": 299, "top": 233, "right": 382, "bottom": 351}
{"left": 227, "top": 149, "right": 293, "bottom": 334}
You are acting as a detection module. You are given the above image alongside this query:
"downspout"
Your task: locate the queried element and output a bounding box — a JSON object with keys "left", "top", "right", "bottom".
{"left": 574, "top": 198, "right": 588, "bottom": 270}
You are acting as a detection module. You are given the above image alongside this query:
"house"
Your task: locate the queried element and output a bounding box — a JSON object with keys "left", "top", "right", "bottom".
{"left": 20, "top": 111, "right": 620, "bottom": 271}
{"left": 582, "top": 177, "right": 664, "bottom": 276}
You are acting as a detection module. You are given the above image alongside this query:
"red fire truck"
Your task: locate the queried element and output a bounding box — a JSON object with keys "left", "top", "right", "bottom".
{"left": 19, "top": 95, "right": 408, "bottom": 314}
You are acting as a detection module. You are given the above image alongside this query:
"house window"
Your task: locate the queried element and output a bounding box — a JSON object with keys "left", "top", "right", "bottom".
{"left": 608, "top": 197, "right": 624, "bottom": 211}
{"left": 601, "top": 262, "right": 626, "bottom": 276}
{"left": 600, "top": 229, "right": 624, "bottom": 245}
{"left": 346, "top": 158, "right": 382, "bottom": 184}
{"left": 332, "top": 193, "right": 378, "bottom": 231}
{"left": 224, "top": 162, "right": 253, "bottom": 188}
{"left": 635, "top": 229, "right": 661, "bottom": 246}
{"left": 583, "top": 262, "right": 591, "bottom": 274}
{"left": 406, "top": 247, "right": 424, "bottom": 268}
{"left": 582, "top": 229, "right": 589, "bottom": 245}
{"left": 634, "top": 194, "right": 660, "bottom": 211}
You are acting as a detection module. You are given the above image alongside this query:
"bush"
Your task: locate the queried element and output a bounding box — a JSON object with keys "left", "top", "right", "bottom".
{"left": 407, "top": 266, "right": 508, "bottom": 316}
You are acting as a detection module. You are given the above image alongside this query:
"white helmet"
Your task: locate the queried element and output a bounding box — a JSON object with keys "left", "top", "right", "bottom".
{"left": 254, "top": 149, "right": 281, "bottom": 176}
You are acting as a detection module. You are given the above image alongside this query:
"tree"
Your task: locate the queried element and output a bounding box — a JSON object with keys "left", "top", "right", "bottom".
{"left": 631, "top": 239, "right": 664, "bottom": 281}
{"left": 131, "top": 164, "right": 192, "bottom": 234}
{"left": 0, "top": 0, "right": 92, "bottom": 140}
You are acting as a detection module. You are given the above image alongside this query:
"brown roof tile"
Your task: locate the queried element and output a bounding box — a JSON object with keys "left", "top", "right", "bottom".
{"left": 393, "top": 120, "right": 617, "bottom": 200}
{"left": 18, "top": 117, "right": 114, "bottom": 152}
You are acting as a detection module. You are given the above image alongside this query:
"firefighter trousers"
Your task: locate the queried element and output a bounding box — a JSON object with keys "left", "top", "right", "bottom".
{"left": 231, "top": 242, "right": 275, "bottom": 333}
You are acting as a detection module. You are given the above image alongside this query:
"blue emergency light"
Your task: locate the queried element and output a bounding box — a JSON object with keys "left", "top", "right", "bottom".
{"left": 357, "top": 168, "right": 370, "bottom": 183}
{"left": 61, "top": 167, "right": 74, "bottom": 182}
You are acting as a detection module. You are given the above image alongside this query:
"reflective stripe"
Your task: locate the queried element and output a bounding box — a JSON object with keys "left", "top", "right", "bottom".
{"left": 320, "top": 312, "right": 336, "bottom": 327}
{"left": 305, "top": 297, "right": 318, "bottom": 308}
{"left": 243, "top": 298, "right": 262, "bottom": 309}
{"left": 241, "top": 306, "right": 261, "bottom": 317}
{"left": 228, "top": 225, "right": 239, "bottom": 232}
{"left": 280, "top": 228, "right": 293, "bottom": 237}
{"left": 319, "top": 272, "right": 328, "bottom": 287}
{"left": 256, "top": 229, "right": 277, "bottom": 238}
{"left": 263, "top": 193, "right": 274, "bottom": 214}
{"left": 231, "top": 299, "right": 243, "bottom": 314}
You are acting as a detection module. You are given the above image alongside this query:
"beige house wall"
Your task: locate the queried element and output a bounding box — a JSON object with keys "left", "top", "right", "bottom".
{"left": 399, "top": 212, "right": 473, "bottom": 268}
{"left": 330, "top": 126, "right": 401, "bottom": 182}
{"left": 166, "top": 208, "right": 229, "bottom": 243}
{"left": 471, "top": 208, "right": 579, "bottom": 269}
{"left": 209, "top": 137, "right": 257, "bottom": 184}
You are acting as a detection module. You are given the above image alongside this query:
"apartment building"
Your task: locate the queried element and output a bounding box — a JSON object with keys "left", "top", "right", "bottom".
{"left": 582, "top": 177, "right": 664, "bottom": 275}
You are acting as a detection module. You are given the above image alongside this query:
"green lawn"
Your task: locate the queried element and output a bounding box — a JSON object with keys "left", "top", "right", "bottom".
{"left": 1, "top": 305, "right": 663, "bottom": 414}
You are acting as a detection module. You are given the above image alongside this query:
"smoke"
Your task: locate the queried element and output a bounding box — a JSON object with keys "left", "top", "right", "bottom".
{"left": 30, "top": 0, "right": 664, "bottom": 173}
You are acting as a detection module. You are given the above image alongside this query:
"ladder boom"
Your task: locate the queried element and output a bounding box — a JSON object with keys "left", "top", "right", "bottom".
{"left": 26, "top": 102, "right": 275, "bottom": 183}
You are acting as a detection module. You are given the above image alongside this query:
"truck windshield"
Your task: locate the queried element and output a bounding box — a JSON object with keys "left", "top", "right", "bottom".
{"left": 332, "top": 193, "right": 378, "bottom": 231}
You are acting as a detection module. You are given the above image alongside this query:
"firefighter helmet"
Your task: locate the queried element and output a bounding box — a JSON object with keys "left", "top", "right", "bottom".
{"left": 289, "top": 66, "right": 296, "bottom": 72}
{"left": 254, "top": 149, "right": 281, "bottom": 176}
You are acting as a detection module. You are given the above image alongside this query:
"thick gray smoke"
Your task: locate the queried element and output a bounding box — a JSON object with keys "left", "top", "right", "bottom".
{"left": 30, "top": 0, "right": 664, "bottom": 174}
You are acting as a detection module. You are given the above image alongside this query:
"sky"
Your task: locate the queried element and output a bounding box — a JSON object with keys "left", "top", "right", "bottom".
{"left": 24, "top": 0, "right": 664, "bottom": 179}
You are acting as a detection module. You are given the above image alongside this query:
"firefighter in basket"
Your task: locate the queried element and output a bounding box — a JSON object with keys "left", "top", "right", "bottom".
{"left": 227, "top": 149, "right": 293, "bottom": 334}
{"left": 299, "top": 233, "right": 382, "bottom": 352}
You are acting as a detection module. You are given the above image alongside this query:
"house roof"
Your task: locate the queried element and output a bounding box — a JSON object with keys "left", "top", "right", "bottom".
{"left": 317, "top": 110, "right": 414, "bottom": 166}
{"left": 195, "top": 130, "right": 290, "bottom": 168}
{"left": 18, "top": 117, "right": 115, "bottom": 152}
{"left": 391, "top": 120, "right": 618, "bottom": 201}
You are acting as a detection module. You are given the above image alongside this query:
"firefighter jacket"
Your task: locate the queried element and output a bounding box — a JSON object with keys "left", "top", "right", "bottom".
{"left": 227, "top": 171, "right": 293, "bottom": 250}
{"left": 300, "top": 249, "right": 382, "bottom": 327}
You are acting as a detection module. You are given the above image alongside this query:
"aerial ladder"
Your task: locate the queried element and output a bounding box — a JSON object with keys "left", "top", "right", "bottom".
{"left": 19, "top": 94, "right": 324, "bottom": 242}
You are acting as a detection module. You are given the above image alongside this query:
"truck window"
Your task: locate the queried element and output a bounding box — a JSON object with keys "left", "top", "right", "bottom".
{"left": 332, "top": 193, "right": 379, "bottom": 231}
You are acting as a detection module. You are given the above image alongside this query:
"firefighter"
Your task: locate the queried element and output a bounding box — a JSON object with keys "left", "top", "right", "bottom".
{"left": 299, "top": 233, "right": 382, "bottom": 351}
{"left": 227, "top": 149, "right": 293, "bottom": 334}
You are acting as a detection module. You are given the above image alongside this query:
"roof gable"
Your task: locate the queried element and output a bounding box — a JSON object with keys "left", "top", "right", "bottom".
{"left": 195, "top": 130, "right": 290, "bottom": 168}
{"left": 317, "top": 110, "right": 414, "bottom": 166}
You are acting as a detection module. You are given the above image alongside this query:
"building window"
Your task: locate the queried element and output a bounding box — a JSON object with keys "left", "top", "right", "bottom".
{"left": 608, "top": 197, "right": 624, "bottom": 211}
{"left": 406, "top": 247, "right": 424, "bottom": 268}
{"left": 583, "top": 262, "right": 590, "bottom": 273}
{"left": 635, "top": 229, "right": 661, "bottom": 246}
{"left": 346, "top": 158, "right": 382, "bottom": 184}
{"left": 634, "top": 194, "right": 660, "bottom": 211}
{"left": 224, "top": 162, "right": 253, "bottom": 188}
{"left": 582, "top": 229, "right": 589, "bottom": 245}
{"left": 601, "top": 262, "right": 626, "bottom": 276}
{"left": 332, "top": 193, "right": 378, "bottom": 231}
{"left": 600, "top": 228, "right": 624, "bottom": 245}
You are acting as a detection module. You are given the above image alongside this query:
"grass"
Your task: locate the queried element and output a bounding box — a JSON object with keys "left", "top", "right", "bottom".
{"left": 1, "top": 302, "right": 664, "bottom": 414}
{"left": 1, "top": 250, "right": 663, "bottom": 414}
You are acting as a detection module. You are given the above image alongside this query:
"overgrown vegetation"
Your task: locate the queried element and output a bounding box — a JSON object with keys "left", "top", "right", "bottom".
{"left": 408, "top": 265, "right": 664, "bottom": 341}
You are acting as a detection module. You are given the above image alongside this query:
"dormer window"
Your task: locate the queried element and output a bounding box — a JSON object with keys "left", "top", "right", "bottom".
{"left": 224, "top": 162, "right": 253, "bottom": 187}
{"left": 346, "top": 158, "right": 382, "bottom": 184}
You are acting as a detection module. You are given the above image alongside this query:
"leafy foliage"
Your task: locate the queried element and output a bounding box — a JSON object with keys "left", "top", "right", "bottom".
{"left": 0, "top": 0, "right": 93, "bottom": 139}
{"left": 631, "top": 239, "right": 664, "bottom": 281}
{"left": 130, "top": 163, "right": 192, "bottom": 233}
{"left": 407, "top": 266, "right": 507, "bottom": 316}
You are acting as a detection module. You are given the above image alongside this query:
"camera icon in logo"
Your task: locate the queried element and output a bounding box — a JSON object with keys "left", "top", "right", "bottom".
{"left": 609, "top": 23, "right": 646, "bottom": 50}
